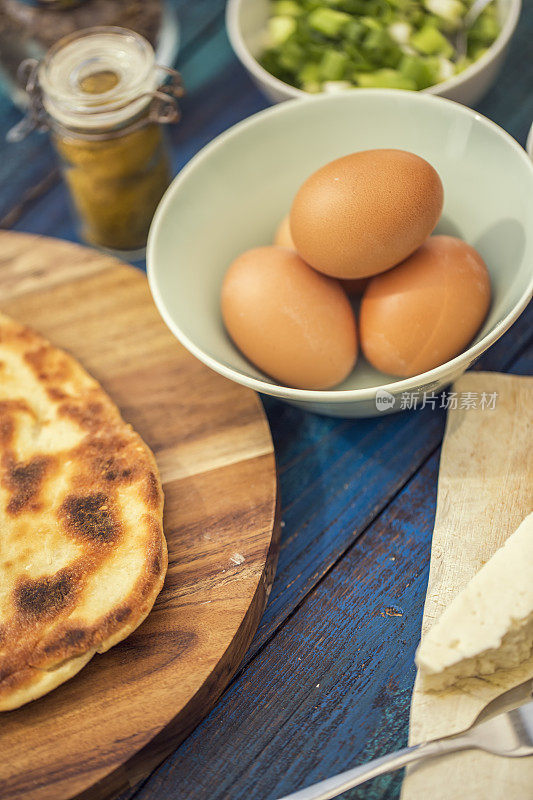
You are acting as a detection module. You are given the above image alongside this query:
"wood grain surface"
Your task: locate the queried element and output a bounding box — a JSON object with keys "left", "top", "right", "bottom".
{"left": 402, "top": 371, "right": 533, "bottom": 800}
{"left": 0, "top": 231, "right": 280, "bottom": 800}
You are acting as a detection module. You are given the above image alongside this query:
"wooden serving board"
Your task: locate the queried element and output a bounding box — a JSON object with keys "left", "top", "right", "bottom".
{"left": 0, "top": 232, "right": 280, "bottom": 800}
{"left": 402, "top": 371, "right": 533, "bottom": 800}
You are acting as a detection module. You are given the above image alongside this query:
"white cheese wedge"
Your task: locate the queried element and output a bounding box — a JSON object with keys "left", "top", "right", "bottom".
{"left": 416, "top": 512, "right": 533, "bottom": 690}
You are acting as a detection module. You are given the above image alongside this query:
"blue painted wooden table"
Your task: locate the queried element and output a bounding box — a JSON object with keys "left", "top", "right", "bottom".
{"left": 1, "top": 3, "right": 532, "bottom": 799}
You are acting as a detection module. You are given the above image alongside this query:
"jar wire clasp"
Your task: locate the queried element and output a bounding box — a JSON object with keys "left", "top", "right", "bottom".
{"left": 7, "top": 60, "right": 185, "bottom": 143}
{"left": 6, "top": 60, "right": 47, "bottom": 143}
{"left": 136, "top": 64, "right": 185, "bottom": 128}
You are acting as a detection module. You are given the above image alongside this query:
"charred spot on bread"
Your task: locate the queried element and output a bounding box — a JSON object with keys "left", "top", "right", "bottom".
{"left": 16, "top": 571, "right": 73, "bottom": 618}
{"left": 3, "top": 454, "right": 53, "bottom": 515}
{"left": 0, "top": 400, "right": 35, "bottom": 448}
{"left": 0, "top": 417, "right": 14, "bottom": 448}
{"left": 43, "top": 627, "right": 89, "bottom": 655}
{"left": 46, "top": 386, "right": 68, "bottom": 402}
{"left": 104, "top": 463, "right": 133, "bottom": 483}
{"left": 59, "top": 399, "right": 109, "bottom": 432}
{"left": 114, "top": 606, "right": 132, "bottom": 624}
{"left": 96, "top": 450, "right": 136, "bottom": 485}
{"left": 152, "top": 551, "right": 163, "bottom": 576}
{"left": 24, "top": 345, "right": 72, "bottom": 384}
{"left": 73, "top": 434, "right": 139, "bottom": 486}
{"left": 59, "top": 493, "right": 121, "bottom": 543}
{"left": 145, "top": 471, "right": 161, "bottom": 508}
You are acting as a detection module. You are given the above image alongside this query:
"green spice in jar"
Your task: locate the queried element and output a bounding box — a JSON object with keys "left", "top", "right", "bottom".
{"left": 34, "top": 26, "right": 181, "bottom": 255}
{"left": 54, "top": 121, "right": 170, "bottom": 252}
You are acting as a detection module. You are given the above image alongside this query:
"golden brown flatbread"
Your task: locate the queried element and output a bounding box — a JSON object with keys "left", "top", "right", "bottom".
{"left": 0, "top": 311, "right": 166, "bottom": 711}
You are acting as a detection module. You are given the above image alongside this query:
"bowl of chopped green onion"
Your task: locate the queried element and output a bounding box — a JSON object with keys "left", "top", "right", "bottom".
{"left": 226, "top": 0, "right": 520, "bottom": 106}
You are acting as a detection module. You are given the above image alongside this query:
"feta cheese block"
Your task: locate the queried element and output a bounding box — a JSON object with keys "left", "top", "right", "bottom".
{"left": 416, "top": 513, "right": 533, "bottom": 690}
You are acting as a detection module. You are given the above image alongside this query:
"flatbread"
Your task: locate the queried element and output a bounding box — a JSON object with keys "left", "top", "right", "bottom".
{"left": 0, "top": 312, "right": 167, "bottom": 711}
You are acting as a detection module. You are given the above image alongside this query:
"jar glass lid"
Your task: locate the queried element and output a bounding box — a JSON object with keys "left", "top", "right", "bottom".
{"left": 39, "top": 26, "right": 158, "bottom": 129}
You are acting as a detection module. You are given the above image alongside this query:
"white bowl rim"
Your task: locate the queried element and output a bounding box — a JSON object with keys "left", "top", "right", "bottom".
{"left": 225, "top": 0, "right": 522, "bottom": 101}
{"left": 147, "top": 89, "right": 533, "bottom": 404}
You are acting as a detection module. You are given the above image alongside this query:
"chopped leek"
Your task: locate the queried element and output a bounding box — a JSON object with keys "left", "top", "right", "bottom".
{"left": 260, "top": 0, "right": 500, "bottom": 94}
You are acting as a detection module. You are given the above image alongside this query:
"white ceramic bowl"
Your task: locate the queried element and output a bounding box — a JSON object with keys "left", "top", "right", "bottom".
{"left": 147, "top": 90, "right": 533, "bottom": 418}
{"left": 527, "top": 121, "right": 533, "bottom": 159}
{"left": 226, "top": 0, "right": 521, "bottom": 107}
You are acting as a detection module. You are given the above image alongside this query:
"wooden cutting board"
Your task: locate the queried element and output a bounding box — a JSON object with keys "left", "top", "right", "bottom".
{"left": 402, "top": 371, "right": 533, "bottom": 800}
{"left": 0, "top": 232, "right": 280, "bottom": 800}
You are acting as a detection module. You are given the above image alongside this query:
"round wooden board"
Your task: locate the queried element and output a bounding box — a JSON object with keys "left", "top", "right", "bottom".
{"left": 0, "top": 232, "right": 279, "bottom": 800}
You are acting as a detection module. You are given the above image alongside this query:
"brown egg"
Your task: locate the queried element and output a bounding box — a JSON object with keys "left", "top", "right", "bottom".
{"left": 290, "top": 149, "right": 444, "bottom": 279}
{"left": 360, "top": 235, "right": 491, "bottom": 377}
{"left": 221, "top": 246, "right": 357, "bottom": 389}
{"left": 273, "top": 215, "right": 369, "bottom": 294}
{"left": 274, "top": 214, "right": 295, "bottom": 249}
